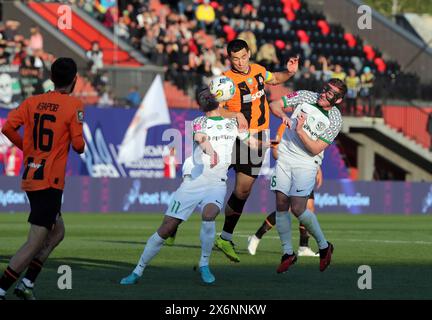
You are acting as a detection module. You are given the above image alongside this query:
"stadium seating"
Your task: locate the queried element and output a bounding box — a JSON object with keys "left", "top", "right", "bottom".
{"left": 16, "top": 0, "right": 432, "bottom": 150}
{"left": 28, "top": 2, "right": 141, "bottom": 66}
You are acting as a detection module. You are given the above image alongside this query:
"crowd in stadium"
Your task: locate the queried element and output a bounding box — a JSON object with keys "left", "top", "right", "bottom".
{"left": 76, "top": 0, "right": 430, "bottom": 106}
{"left": 2, "top": 0, "right": 430, "bottom": 113}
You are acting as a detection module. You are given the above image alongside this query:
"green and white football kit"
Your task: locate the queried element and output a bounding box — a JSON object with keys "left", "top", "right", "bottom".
{"left": 166, "top": 116, "right": 249, "bottom": 221}
{"left": 271, "top": 90, "right": 343, "bottom": 197}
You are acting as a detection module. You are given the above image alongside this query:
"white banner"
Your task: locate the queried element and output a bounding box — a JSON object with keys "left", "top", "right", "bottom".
{"left": 118, "top": 75, "right": 171, "bottom": 163}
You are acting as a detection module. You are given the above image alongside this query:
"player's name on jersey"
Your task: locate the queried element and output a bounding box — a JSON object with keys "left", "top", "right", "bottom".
{"left": 36, "top": 102, "right": 60, "bottom": 112}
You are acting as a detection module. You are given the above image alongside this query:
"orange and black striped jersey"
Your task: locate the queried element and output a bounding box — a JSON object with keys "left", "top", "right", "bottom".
{"left": 5, "top": 91, "right": 84, "bottom": 191}
{"left": 224, "top": 63, "right": 273, "bottom": 132}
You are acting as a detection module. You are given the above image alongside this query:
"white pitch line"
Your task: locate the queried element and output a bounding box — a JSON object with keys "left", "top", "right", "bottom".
{"left": 230, "top": 233, "right": 432, "bottom": 246}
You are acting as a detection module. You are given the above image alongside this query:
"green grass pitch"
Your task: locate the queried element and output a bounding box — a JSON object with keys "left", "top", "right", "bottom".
{"left": 1, "top": 213, "right": 431, "bottom": 300}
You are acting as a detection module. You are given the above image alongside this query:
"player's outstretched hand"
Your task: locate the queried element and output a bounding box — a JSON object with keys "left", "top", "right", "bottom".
{"left": 287, "top": 55, "right": 299, "bottom": 74}
{"left": 210, "top": 151, "right": 219, "bottom": 168}
{"left": 236, "top": 113, "right": 249, "bottom": 130}
{"left": 296, "top": 113, "right": 306, "bottom": 132}
{"left": 282, "top": 115, "right": 292, "bottom": 128}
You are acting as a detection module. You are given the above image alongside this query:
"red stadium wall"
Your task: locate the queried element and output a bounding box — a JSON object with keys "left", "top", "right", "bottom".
{"left": 28, "top": 2, "right": 140, "bottom": 66}
{"left": 382, "top": 106, "right": 432, "bottom": 149}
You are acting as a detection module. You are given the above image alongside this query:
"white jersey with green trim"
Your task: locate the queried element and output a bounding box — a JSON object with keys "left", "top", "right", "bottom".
{"left": 280, "top": 90, "right": 343, "bottom": 164}
{"left": 183, "top": 116, "right": 249, "bottom": 181}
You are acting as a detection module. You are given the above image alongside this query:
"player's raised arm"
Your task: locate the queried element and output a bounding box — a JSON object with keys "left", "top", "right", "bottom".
{"left": 218, "top": 106, "right": 248, "bottom": 130}
{"left": 1, "top": 101, "right": 27, "bottom": 150}
{"left": 248, "top": 135, "right": 270, "bottom": 150}
{"left": 269, "top": 99, "right": 292, "bottom": 128}
{"left": 194, "top": 132, "right": 218, "bottom": 168}
{"left": 270, "top": 90, "right": 321, "bottom": 126}
{"left": 265, "top": 55, "right": 299, "bottom": 85}
{"left": 295, "top": 113, "right": 331, "bottom": 156}
{"left": 236, "top": 127, "right": 268, "bottom": 150}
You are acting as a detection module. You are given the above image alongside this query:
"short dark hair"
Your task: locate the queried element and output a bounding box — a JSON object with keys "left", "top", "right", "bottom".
{"left": 51, "top": 57, "right": 77, "bottom": 88}
{"left": 196, "top": 87, "right": 219, "bottom": 112}
{"left": 327, "top": 78, "right": 347, "bottom": 99}
{"left": 227, "top": 39, "right": 249, "bottom": 56}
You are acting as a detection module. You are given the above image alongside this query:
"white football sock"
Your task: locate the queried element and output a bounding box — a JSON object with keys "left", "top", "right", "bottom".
{"left": 220, "top": 230, "right": 232, "bottom": 241}
{"left": 276, "top": 211, "right": 293, "bottom": 255}
{"left": 297, "top": 209, "right": 328, "bottom": 250}
{"left": 133, "top": 232, "right": 165, "bottom": 276}
{"left": 199, "top": 221, "right": 216, "bottom": 267}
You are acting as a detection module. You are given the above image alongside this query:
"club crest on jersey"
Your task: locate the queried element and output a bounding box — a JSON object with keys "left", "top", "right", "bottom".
{"left": 247, "top": 78, "right": 253, "bottom": 85}
{"left": 225, "top": 122, "right": 234, "bottom": 131}
{"left": 77, "top": 110, "right": 84, "bottom": 123}
{"left": 316, "top": 121, "right": 326, "bottom": 131}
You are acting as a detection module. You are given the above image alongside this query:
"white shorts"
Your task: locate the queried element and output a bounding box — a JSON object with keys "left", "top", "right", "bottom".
{"left": 165, "top": 176, "right": 227, "bottom": 221}
{"left": 270, "top": 157, "right": 318, "bottom": 197}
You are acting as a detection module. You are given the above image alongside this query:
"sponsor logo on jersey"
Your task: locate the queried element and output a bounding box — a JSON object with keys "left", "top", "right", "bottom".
{"left": 241, "top": 89, "right": 266, "bottom": 103}
{"left": 242, "top": 94, "right": 252, "bottom": 103}
{"left": 251, "top": 89, "right": 265, "bottom": 101}
{"left": 210, "top": 134, "right": 236, "bottom": 141}
{"left": 303, "top": 122, "right": 319, "bottom": 140}
{"left": 77, "top": 110, "right": 84, "bottom": 123}
{"left": 286, "top": 91, "right": 298, "bottom": 99}
{"left": 28, "top": 162, "right": 43, "bottom": 169}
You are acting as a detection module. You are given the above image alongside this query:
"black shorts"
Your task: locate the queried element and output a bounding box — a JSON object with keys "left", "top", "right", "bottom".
{"left": 309, "top": 190, "right": 315, "bottom": 200}
{"left": 230, "top": 135, "right": 266, "bottom": 178}
{"left": 26, "top": 188, "right": 63, "bottom": 230}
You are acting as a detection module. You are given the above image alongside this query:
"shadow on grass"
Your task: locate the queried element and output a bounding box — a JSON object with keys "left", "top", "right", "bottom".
{"left": 1, "top": 255, "right": 431, "bottom": 300}
{"left": 94, "top": 239, "right": 281, "bottom": 255}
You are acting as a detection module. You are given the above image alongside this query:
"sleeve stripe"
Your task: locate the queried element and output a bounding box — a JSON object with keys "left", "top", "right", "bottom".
{"left": 319, "top": 137, "right": 332, "bottom": 144}
{"left": 265, "top": 71, "right": 273, "bottom": 82}
{"left": 282, "top": 96, "right": 289, "bottom": 108}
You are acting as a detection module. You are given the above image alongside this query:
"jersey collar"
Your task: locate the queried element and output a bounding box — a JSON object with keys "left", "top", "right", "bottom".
{"left": 311, "top": 103, "right": 330, "bottom": 117}
{"left": 231, "top": 65, "right": 251, "bottom": 76}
